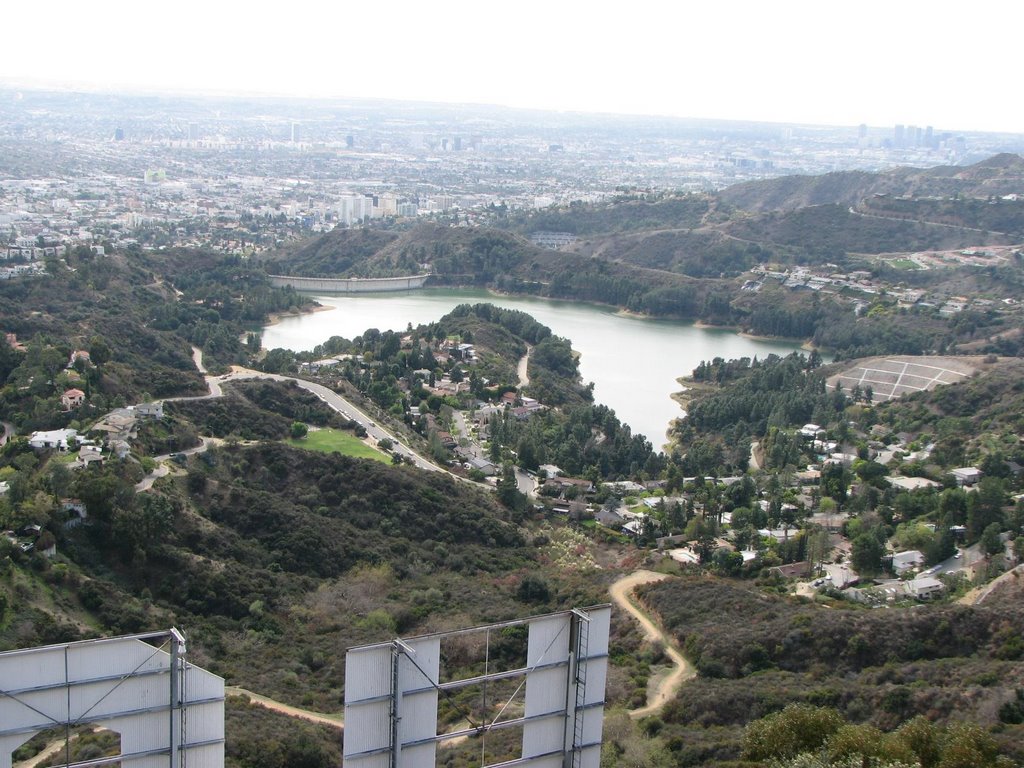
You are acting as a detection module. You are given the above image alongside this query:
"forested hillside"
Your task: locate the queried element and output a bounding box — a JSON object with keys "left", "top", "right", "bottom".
{"left": 637, "top": 576, "right": 1024, "bottom": 766}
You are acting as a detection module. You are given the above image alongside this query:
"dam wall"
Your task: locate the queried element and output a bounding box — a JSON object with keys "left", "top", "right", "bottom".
{"left": 268, "top": 274, "right": 429, "bottom": 293}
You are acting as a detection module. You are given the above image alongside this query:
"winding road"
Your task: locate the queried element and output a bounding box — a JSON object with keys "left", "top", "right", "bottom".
{"left": 133, "top": 348, "right": 446, "bottom": 490}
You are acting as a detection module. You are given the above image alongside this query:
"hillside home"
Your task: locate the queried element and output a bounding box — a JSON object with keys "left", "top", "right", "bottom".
{"left": 951, "top": 467, "right": 983, "bottom": 487}
{"left": 28, "top": 428, "right": 78, "bottom": 451}
{"left": 61, "top": 388, "right": 86, "bottom": 410}
{"left": 67, "top": 350, "right": 91, "bottom": 368}
{"left": 544, "top": 476, "right": 595, "bottom": 496}
{"left": 769, "top": 561, "right": 812, "bottom": 579}
{"left": 907, "top": 576, "right": 945, "bottom": 600}
{"left": 134, "top": 401, "right": 165, "bottom": 422}
{"left": 888, "top": 476, "right": 941, "bottom": 491}
{"left": 466, "top": 456, "right": 497, "bottom": 476}
{"left": 891, "top": 550, "right": 925, "bottom": 575}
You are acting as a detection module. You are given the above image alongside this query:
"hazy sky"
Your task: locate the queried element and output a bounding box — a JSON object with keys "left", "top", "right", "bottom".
{"left": 4, "top": 0, "right": 1020, "bottom": 133}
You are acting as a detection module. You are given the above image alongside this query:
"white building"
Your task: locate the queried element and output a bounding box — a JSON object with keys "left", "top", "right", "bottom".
{"left": 28, "top": 429, "right": 78, "bottom": 451}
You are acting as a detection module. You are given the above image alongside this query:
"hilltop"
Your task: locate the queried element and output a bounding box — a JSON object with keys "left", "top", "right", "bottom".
{"left": 719, "top": 153, "right": 1024, "bottom": 212}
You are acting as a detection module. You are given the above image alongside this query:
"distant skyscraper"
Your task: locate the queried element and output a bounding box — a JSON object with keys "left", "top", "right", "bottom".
{"left": 113, "top": 127, "right": 125, "bottom": 141}
{"left": 290, "top": 122, "right": 299, "bottom": 143}
{"left": 346, "top": 135, "right": 354, "bottom": 148}
{"left": 858, "top": 124, "right": 867, "bottom": 140}
{"left": 894, "top": 124, "right": 905, "bottom": 147}
{"left": 188, "top": 122, "right": 199, "bottom": 141}
{"left": 925, "top": 125, "right": 934, "bottom": 148}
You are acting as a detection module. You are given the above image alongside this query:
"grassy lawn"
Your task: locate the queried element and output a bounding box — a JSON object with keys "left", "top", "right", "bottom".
{"left": 888, "top": 258, "right": 921, "bottom": 270}
{"left": 287, "top": 428, "right": 389, "bottom": 463}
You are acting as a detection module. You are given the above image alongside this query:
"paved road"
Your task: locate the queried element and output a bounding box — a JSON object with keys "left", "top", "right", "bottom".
{"left": 221, "top": 369, "right": 443, "bottom": 473}
{"left": 135, "top": 437, "right": 219, "bottom": 492}
{"left": 180, "top": 347, "right": 443, "bottom": 473}
{"left": 927, "top": 542, "right": 983, "bottom": 579}
{"left": 514, "top": 467, "right": 536, "bottom": 496}
{"left": 517, "top": 344, "right": 532, "bottom": 387}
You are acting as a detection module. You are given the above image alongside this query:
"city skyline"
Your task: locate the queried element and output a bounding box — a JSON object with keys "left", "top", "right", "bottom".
{"left": 4, "top": 0, "right": 1022, "bottom": 135}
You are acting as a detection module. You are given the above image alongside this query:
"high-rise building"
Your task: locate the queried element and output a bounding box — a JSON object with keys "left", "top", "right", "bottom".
{"left": 290, "top": 122, "right": 300, "bottom": 143}
{"left": 894, "top": 124, "right": 905, "bottom": 147}
{"left": 188, "top": 122, "right": 199, "bottom": 141}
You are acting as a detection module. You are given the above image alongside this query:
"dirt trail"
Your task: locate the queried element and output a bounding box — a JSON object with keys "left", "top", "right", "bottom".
{"left": 14, "top": 737, "right": 68, "bottom": 768}
{"left": 609, "top": 570, "right": 695, "bottom": 719}
{"left": 226, "top": 686, "right": 344, "bottom": 729}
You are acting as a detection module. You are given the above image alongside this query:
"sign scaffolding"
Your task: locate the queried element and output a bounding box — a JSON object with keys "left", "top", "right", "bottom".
{"left": 0, "top": 628, "right": 224, "bottom": 768}
{"left": 344, "top": 605, "right": 611, "bottom": 768}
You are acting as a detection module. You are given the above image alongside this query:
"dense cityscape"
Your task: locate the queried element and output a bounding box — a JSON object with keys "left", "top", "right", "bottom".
{"left": 4, "top": 87, "right": 1024, "bottom": 261}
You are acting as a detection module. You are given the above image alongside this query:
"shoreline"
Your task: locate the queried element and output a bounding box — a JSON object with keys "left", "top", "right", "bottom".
{"left": 263, "top": 302, "right": 335, "bottom": 328}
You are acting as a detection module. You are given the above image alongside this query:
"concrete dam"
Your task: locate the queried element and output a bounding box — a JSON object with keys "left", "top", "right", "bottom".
{"left": 268, "top": 274, "right": 430, "bottom": 293}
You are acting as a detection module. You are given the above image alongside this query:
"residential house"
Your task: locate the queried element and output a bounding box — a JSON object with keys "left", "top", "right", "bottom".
{"left": 134, "top": 402, "right": 164, "bottom": 420}
{"left": 888, "top": 476, "right": 941, "bottom": 491}
{"left": 907, "top": 576, "right": 945, "bottom": 600}
{"left": 595, "top": 507, "right": 626, "bottom": 527}
{"left": 891, "top": 550, "right": 925, "bottom": 575}
{"left": 769, "top": 561, "right": 812, "bottom": 579}
{"left": 28, "top": 429, "right": 78, "bottom": 451}
{"left": 73, "top": 444, "right": 104, "bottom": 469}
{"left": 602, "top": 480, "right": 645, "bottom": 495}
{"left": 61, "top": 388, "right": 86, "bottom": 410}
{"left": 544, "top": 476, "right": 595, "bottom": 497}
{"left": 951, "top": 467, "right": 983, "bottom": 487}
{"left": 466, "top": 457, "right": 497, "bottom": 476}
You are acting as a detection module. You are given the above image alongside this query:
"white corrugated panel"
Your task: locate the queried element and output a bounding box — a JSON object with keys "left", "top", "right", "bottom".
{"left": 527, "top": 614, "right": 570, "bottom": 667}
{"left": 345, "top": 753, "right": 390, "bottom": 768}
{"left": 400, "top": 741, "right": 437, "bottom": 768}
{"left": 522, "top": 715, "right": 565, "bottom": 758}
{"left": 579, "top": 707, "right": 604, "bottom": 745}
{"left": 67, "top": 638, "right": 168, "bottom": 684}
{"left": 583, "top": 607, "right": 611, "bottom": 658}
{"left": 185, "top": 701, "right": 226, "bottom": 743}
{"left": 343, "top": 699, "right": 391, "bottom": 757}
{"left": 397, "top": 637, "right": 439, "bottom": 692}
{"left": 524, "top": 754, "right": 564, "bottom": 768}
{"left": 0, "top": 735, "right": 31, "bottom": 768}
{"left": 1, "top": 687, "right": 69, "bottom": 732}
{"left": 345, "top": 645, "right": 393, "bottom": 703}
{"left": 524, "top": 666, "right": 566, "bottom": 718}
{"left": 580, "top": 742, "right": 603, "bottom": 768}
{"left": 185, "top": 743, "right": 226, "bottom": 768}
{"left": 397, "top": 636, "right": 439, "bottom": 750}
{"left": 399, "top": 689, "right": 438, "bottom": 745}
{"left": 0, "top": 632, "right": 224, "bottom": 768}
{"left": 108, "top": 711, "right": 166, "bottom": 754}
{"left": 185, "top": 663, "right": 226, "bottom": 703}
{"left": 582, "top": 657, "right": 608, "bottom": 707}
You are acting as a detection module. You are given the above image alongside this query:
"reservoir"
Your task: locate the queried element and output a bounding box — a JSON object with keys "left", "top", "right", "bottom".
{"left": 261, "top": 288, "right": 803, "bottom": 449}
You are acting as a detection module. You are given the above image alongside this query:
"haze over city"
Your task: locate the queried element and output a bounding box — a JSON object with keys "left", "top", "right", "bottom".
{"left": 5, "top": 0, "right": 1022, "bottom": 133}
